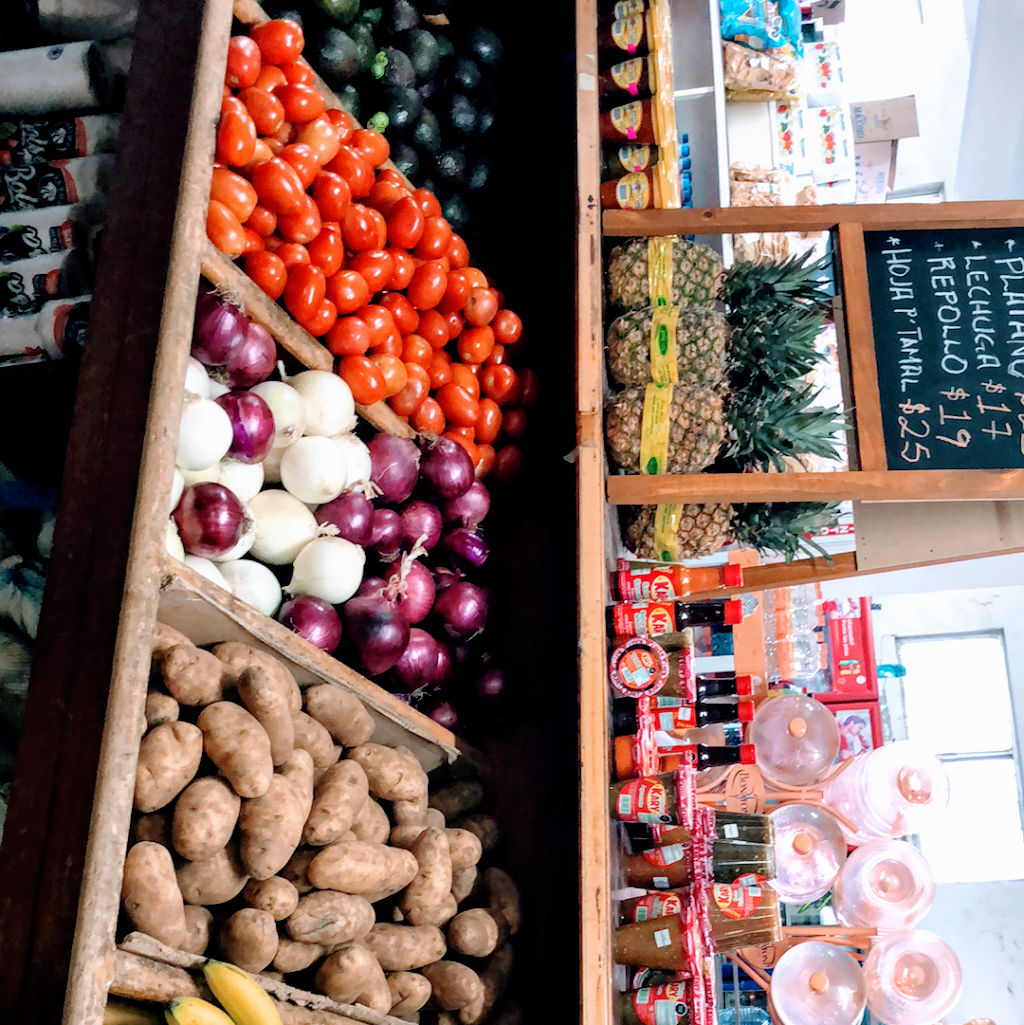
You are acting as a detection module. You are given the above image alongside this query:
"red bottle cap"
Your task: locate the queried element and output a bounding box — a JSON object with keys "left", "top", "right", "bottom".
{"left": 735, "top": 675, "right": 754, "bottom": 696}
{"left": 723, "top": 599, "right": 744, "bottom": 625}
{"left": 739, "top": 743, "right": 757, "bottom": 765}
{"left": 736, "top": 700, "right": 756, "bottom": 723}
{"left": 722, "top": 563, "right": 744, "bottom": 588}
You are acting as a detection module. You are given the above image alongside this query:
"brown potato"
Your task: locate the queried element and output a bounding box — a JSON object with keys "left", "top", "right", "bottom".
{"left": 172, "top": 777, "right": 240, "bottom": 862}
{"left": 447, "top": 909, "right": 502, "bottom": 958}
{"left": 239, "top": 773, "right": 307, "bottom": 880}
{"left": 348, "top": 744, "right": 427, "bottom": 802}
{"left": 351, "top": 799, "right": 390, "bottom": 845}
{"left": 278, "top": 748, "right": 315, "bottom": 819}
{"left": 445, "top": 829, "right": 483, "bottom": 871}
{"left": 286, "top": 889, "right": 375, "bottom": 945}
{"left": 428, "top": 781, "right": 484, "bottom": 821}
{"left": 179, "top": 905, "right": 213, "bottom": 956}
{"left": 152, "top": 622, "right": 192, "bottom": 657}
{"left": 421, "top": 961, "right": 484, "bottom": 1012}
{"left": 387, "top": 972, "right": 432, "bottom": 1019}
{"left": 304, "top": 684, "right": 374, "bottom": 748}
{"left": 315, "top": 941, "right": 383, "bottom": 1005}
{"left": 308, "top": 840, "right": 418, "bottom": 897}
{"left": 197, "top": 701, "right": 273, "bottom": 799}
{"left": 273, "top": 937, "right": 327, "bottom": 974}
{"left": 219, "top": 907, "right": 279, "bottom": 973}
{"left": 291, "top": 710, "right": 337, "bottom": 771}
{"left": 482, "top": 868, "right": 521, "bottom": 935}
{"left": 451, "top": 866, "right": 478, "bottom": 905}
{"left": 212, "top": 641, "right": 302, "bottom": 713}
{"left": 460, "top": 945, "right": 514, "bottom": 1025}
{"left": 176, "top": 842, "right": 249, "bottom": 905}
{"left": 389, "top": 824, "right": 427, "bottom": 850}
{"left": 391, "top": 790, "right": 428, "bottom": 826}
{"left": 365, "top": 923, "right": 447, "bottom": 971}
{"left": 423, "top": 808, "right": 447, "bottom": 830}
{"left": 452, "top": 814, "right": 499, "bottom": 855}
{"left": 236, "top": 665, "right": 295, "bottom": 766}
{"left": 401, "top": 827, "right": 454, "bottom": 928}
{"left": 145, "top": 692, "right": 179, "bottom": 728}
{"left": 244, "top": 876, "right": 300, "bottom": 921}
{"left": 159, "top": 645, "right": 226, "bottom": 706}
{"left": 122, "top": 841, "right": 187, "bottom": 948}
{"left": 303, "top": 759, "right": 369, "bottom": 846}
{"left": 135, "top": 721, "right": 203, "bottom": 813}
{"left": 281, "top": 846, "right": 317, "bottom": 895}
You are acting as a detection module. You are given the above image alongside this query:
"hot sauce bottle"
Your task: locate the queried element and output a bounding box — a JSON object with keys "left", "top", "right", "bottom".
{"left": 612, "top": 696, "right": 756, "bottom": 736}
{"left": 608, "top": 598, "right": 744, "bottom": 639}
{"left": 611, "top": 560, "right": 743, "bottom": 602}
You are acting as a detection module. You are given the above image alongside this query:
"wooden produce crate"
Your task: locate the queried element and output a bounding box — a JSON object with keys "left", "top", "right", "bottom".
{"left": 0, "top": 1, "right": 485, "bottom": 1022}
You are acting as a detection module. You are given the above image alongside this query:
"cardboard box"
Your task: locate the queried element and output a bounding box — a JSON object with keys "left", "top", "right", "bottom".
{"left": 807, "top": 104, "right": 855, "bottom": 186}
{"left": 803, "top": 40, "right": 846, "bottom": 108}
{"left": 810, "top": 0, "right": 846, "bottom": 24}
{"left": 849, "top": 96, "right": 919, "bottom": 142}
{"left": 854, "top": 140, "right": 898, "bottom": 204}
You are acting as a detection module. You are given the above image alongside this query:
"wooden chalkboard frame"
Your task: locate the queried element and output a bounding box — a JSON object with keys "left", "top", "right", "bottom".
{"left": 603, "top": 201, "right": 1024, "bottom": 504}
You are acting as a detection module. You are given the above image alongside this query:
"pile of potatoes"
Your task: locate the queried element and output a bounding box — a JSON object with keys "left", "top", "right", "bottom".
{"left": 121, "top": 624, "right": 519, "bottom": 1023}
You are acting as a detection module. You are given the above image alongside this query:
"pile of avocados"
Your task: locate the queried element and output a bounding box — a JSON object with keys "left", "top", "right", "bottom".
{"left": 260, "top": 0, "right": 505, "bottom": 243}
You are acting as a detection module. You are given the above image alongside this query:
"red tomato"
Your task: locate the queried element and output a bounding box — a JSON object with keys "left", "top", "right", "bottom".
{"left": 364, "top": 207, "right": 387, "bottom": 248}
{"left": 414, "top": 215, "right": 452, "bottom": 260}
{"left": 279, "top": 58, "right": 314, "bottom": 85}
{"left": 444, "top": 310, "right": 464, "bottom": 340}
{"left": 464, "top": 287, "right": 499, "bottom": 327}
{"left": 269, "top": 119, "right": 297, "bottom": 148}
{"left": 475, "top": 398, "right": 502, "bottom": 444}
{"left": 295, "top": 116, "right": 340, "bottom": 165}
{"left": 518, "top": 366, "right": 539, "bottom": 406}
{"left": 411, "top": 188, "right": 442, "bottom": 218}
{"left": 446, "top": 232, "right": 470, "bottom": 269}
{"left": 326, "top": 145, "right": 373, "bottom": 198}
{"left": 492, "top": 444, "right": 524, "bottom": 482}
{"left": 245, "top": 202, "right": 277, "bottom": 237}
{"left": 277, "top": 193, "right": 322, "bottom": 244}
{"left": 427, "top": 350, "right": 453, "bottom": 389}
{"left": 458, "top": 325, "right": 495, "bottom": 365}
{"left": 238, "top": 86, "right": 285, "bottom": 135}
{"left": 279, "top": 143, "right": 319, "bottom": 189}
{"left": 273, "top": 242, "right": 310, "bottom": 269}
{"left": 278, "top": 83, "right": 325, "bottom": 123}
{"left": 492, "top": 308, "right": 523, "bottom": 345}
{"left": 446, "top": 425, "right": 475, "bottom": 443}
{"left": 216, "top": 103, "right": 257, "bottom": 167}
{"left": 451, "top": 363, "right": 481, "bottom": 399}
{"left": 303, "top": 296, "right": 337, "bottom": 337}
{"left": 370, "top": 331, "right": 402, "bottom": 357}
{"left": 481, "top": 364, "right": 521, "bottom": 406}
{"left": 385, "top": 195, "right": 425, "bottom": 249}
{"left": 325, "top": 315, "right": 371, "bottom": 357}
{"left": 501, "top": 406, "right": 527, "bottom": 440}
{"left": 241, "top": 227, "right": 265, "bottom": 254}
{"left": 250, "top": 19, "right": 304, "bottom": 66}
{"left": 407, "top": 260, "right": 447, "bottom": 311}
{"left": 379, "top": 292, "right": 418, "bottom": 335}
{"left": 463, "top": 267, "right": 488, "bottom": 289}
{"left": 207, "top": 200, "right": 247, "bottom": 257}
{"left": 226, "top": 36, "right": 261, "bottom": 89}
{"left": 442, "top": 430, "right": 478, "bottom": 464}
{"left": 366, "top": 177, "right": 408, "bottom": 216}
{"left": 338, "top": 355, "right": 385, "bottom": 405}
{"left": 244, "top": 250, "right": 287, "bottom": 299}
{"left": 416, "top": 309, "right": 449, "bottom": 349}
{"left": 371, "top": 353, "right": 407, "bottom": 397}
{"left": 210, "top": 166, "right": 258, "bottom": 223}
{"left": 324, "top": 107, "right": 354, "bottom": 143}
{"left": 312, "top": 171, "right": 351, "bottom": 222}
{"left": 325, "top": 269, "right": 369, "bottom": 314}
{"left": 411, "top": 396, "right": 445, "bottom": 435}
{"left": 342, "top": 203, "right": 379, "bottom": 251}
{"left": 440, "top": 269, "right": 472, "bottom": 313}
{"left": 254, "top": 65, "right": 287, "bottom": 92}
{"left": 437, "top": 382, "right": 479, "bottom": 428}
{"left": 486, "top": 342, "right": 506, "bottom": 366}
{"left": 356, "top": 304, "right": 396, "bottom": 347}
{"left": 283, "top": 264, "right": 326, "bottom": 324}
{"left": 241, "top": 138, "right": 275, "bottom": 172}
{"left": 351, "top": 127, "right": 390, "bottom": 168}
{"left": 350, "top": 249, "right": 393, "bottom": 295}
{"left": 305, "top": 222, "right": 344, "bottom": 276}
{"left": 388, "top": 363, "right": 430, "bottom": 417}
{"left": 474, "top": 443, "right": 495, "bottom": 478}
{"left": 385, "top": 248, "right": 416, "bottom": 290}
{"left": 376, "top": 168, "right": 405, "bottom": 186}
{"left": 401, "top": 333, "right": 432, "bottom": 368}
{"left": 250, "top": 156, "right": 305, "bottom": 215}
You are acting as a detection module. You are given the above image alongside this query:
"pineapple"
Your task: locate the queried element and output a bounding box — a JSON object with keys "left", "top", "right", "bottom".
{"left": 625, "top": 502, "right": 733, "bottom": 560}
{"left": 607, "top": 236, "right": 725, "bottom": 310}
{"left": 605, "top": 306, "right": 730, "bottom": 389}
{"left": 604, "top": 384, "right": 726, "bottom": 474}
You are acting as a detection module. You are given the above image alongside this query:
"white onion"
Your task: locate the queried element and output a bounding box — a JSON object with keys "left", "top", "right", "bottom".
{"left": 249, "top": 489, "right": 319, "bottom": 564}
{"left": 287, "top": 370, "right": 356, "bottom": 437}
{"left": 333, "top": 433, "right": 372, "bottom": 491}
{"left": 280, "top": 435, "right": 350, "bottom": 505}
{"left": 169, "top": 469, "right": 185, "bottom": 515}
{"left": 210, "top": 511, "right": 256, "bottom": 562}
{"left": 287, "top": 536, "right": 365, "bottom": 604}
{"left": 207, "top": 379, "right": 230, "bottom": 399}
{"left": 176, "top": 395, "right": 232, "bottom": 471}
{"left": 262, "top": 444, "right": 285, "bottom": 483}
{"left": 218, "top": 460, "right": 264, "bottom": 504}
{"left": 165, "top": 520, "right": 185, "bottom": 561}
{"left": 251, "top": 380, "right": 306, "bottom": 449}
{"left": 184, "top": 356, "right": 211, "bottom": 399}
{"left": 183, "top": 554, "right": 232, "bottom": 591}
{"left": 219, "top": 558, "right": 283, "bottom": 616}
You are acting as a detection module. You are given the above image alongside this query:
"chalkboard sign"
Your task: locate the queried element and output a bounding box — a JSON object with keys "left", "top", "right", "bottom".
{"left": 864, "top": 227, "right": 1024, "bottom": 470}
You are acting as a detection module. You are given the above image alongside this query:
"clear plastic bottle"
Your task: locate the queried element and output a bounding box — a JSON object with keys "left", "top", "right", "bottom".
{"left": 770, "top": 942, "right": 866, "bottom": 1025}
{"left": 769, "top": 804, "right": 847, "bottom": 905}
{"left": 748, "top": 693, "right": 840, "bottom": 786}
{"left": 831, "top": 839, "right": 935, "bottom": 931}
{"left": 862, "top": 929, "right": 962, "bottom": 1025}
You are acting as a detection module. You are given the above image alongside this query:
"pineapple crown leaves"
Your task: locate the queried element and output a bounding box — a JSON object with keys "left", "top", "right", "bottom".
{"left": 727, "top": 305, "right": 826, "bottom": 394}
{"left": 731, "top": 502, "right": 841, "bottom": 562}
{"left": 721, "top": 250, "right": 834, "bottom": 315}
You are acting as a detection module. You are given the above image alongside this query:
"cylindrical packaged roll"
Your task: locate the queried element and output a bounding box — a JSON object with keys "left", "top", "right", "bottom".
{"left": 36, "top": 0, "right": 139, "bottom": 41}
{"left": 0, "top": 250, "right": 91, "bottom": 318}
{"left": 0, "top": 294, "right": 91, "bottom": 362}
{"left": 0, "top": 42, "right": 115, "bottom": 115}
{"left": 1, "top": 155, "right": 114, "bottom": 212}
{"left": 602, "top": 143, "right": 661, "bottom": 179}
{"left": 0, "top": 205, "right": 81, "bottom": 263}
{"left": 2, "top": 114, "right": 120, "bottom": 165}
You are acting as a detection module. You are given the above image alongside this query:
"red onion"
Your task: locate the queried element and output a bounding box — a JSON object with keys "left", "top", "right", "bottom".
{"left": 342, "top": 594, "right": 410, "bottom": 674}
{"left": 357, "top": 576, "right": 386, "bottom": 598}
{"left": 419, "top": 697, "right": 459, "bottom": 731}
{"left": 432, "top": 641, "right": 454, "bottom": 687}
{"left": 215, "top": 391, "right": 276, "bottom": 464}
{"left": 420, "top": 436, "right": 475, "bottom": 501}
{"left": 193, "top": 290, "right": 245, "bottom": 366}
{"left": 440, "top": 526, "right": 489, "bottom": 573}
{"left": 474, "top": 665, "right": 508, "bottom": 707}
{"left": 226, "top": 321, "right": 276, "bottom": 388}
{"left": 370, "top": 508, "right": 403, "bottom": 558}
{"left": 389, "top": 628, "right": 439, "bottom": 692}
{"left": 369, "top": 433, "right": 421, "bottom": 504}
{"left": 401, "top": 500, "right": 442, "bottom": 550}
{"left": 317, "top": 491, "right": 375, "bottom": 546}
{"left": 383, "top": 557, "right": 435, "bottom": 624}
{"left": 278, "top": 595, "right": 343, "bottom": 652}
{"left": 442, "top": 480, "right": 490, "bottom": 526}
{"left": 173, "top": 482, "right": 247, "bottom": 559}
{"left": 433, "top": 581, "right": 488, "bottom": 641}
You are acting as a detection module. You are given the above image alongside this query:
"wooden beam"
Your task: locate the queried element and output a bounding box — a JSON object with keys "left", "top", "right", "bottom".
{"left": 686, "top": 553, "right": 860, "bottom": 600}
{"left": 603, "top": 200, "right": 1024, "bottom": 236}
{"left": 606, "top": 469, "right": 1024, "bottom": 504}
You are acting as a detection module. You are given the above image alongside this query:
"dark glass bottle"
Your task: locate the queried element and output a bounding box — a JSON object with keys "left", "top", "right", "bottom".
{"left": 608, "top": 598, "right": 744, "bottom": 639}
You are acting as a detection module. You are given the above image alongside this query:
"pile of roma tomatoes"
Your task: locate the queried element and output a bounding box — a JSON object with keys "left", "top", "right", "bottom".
{"left": 206, "top": 17, "right": 534, "bottom": 481}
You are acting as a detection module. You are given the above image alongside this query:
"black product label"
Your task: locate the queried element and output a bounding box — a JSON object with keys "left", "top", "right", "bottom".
{"left": 15, "top": 118, "right": 81, "bottom": 163}
{"left": 0, "top": 267, "right": 37, "bottom": 317}
{"left": 60, "top": 299, "right": 91, "bottom": 352}
{"left": 0, "top": 223, "right": 46, "bottom": 262}
{"left": 1, "top": 164, "right": 71, "bottom": 212}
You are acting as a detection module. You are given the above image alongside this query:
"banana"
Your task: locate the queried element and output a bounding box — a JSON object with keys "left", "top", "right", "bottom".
{"left": 164, "top": 996, "right": 236, "bottom": 1025}
{"left": 202, "top": 960, "right": 283, "bottom": 1025}
{"left": 103, "top": 997, "right": 165, "bottom": 1025}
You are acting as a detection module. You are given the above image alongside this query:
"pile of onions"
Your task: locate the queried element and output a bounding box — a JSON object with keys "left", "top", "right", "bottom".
{"left": 215, "top": 391, "right": 276, "bottom": 464}
{"left": 193, "top": 290, "right": 276, "bottom": 388}
{"left": 278, "top": 595, "right": 342, "bottom": 653}
{"left": 173, "top": 483, "right": 249, "bottom": 559}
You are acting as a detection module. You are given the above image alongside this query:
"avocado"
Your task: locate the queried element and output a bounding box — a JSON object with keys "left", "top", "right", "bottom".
{"left": 450, "top": 56, "right": 480, "bottom": 93}
{"left": 347, "top": 21, "right": 378, "bottom": 73}
{"left": 462, "top": 25, "right": 504, "bottom": 68}
{"left": 395, "top": 28, "right": 440, "bottom": 81}
{"left": 390, "top": 142, "right": 420, "bottom": 181}
{"left": 337, "top": 83, "right": 361, "bottom": 119}
{"left": 435, "top": 33, "right": 455, "bottom": 62}
{"left": 439, "top": 92, "right": 477, "bottom": 138}
{"left": 475, "top": 103, "right": 495, "bottom": 135}
{"left": 313, "top": 27, "right": 363, "bottom": 85}
{"left": 378, "top": 85, "right": 423, "bottom": 136}
{"left": 383, "top": 0, "right": 419, "bottom": 33}
{"left": 379, "top": 46, "right": 415, "bottom": 88}
{"left": 313, "top": 0, "right": 361, "bottom": 24}
{"left": 433, "top": 146, "right": 467, "bottom": 187}
{"left": 465, "top": 151, "right": 490, "bottom": 191}
{"left": 358, "top": 5, "right": 382, "bottom": 25}
{"left": 412, "top": 107, "right": 442, "bottom": 157}
{"left": 440, "top": 193, "right": 469, "bottom": 232}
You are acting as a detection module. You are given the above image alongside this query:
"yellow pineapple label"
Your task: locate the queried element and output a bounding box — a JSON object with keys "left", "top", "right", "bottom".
{"left": 639, "top": 384, "right": 672, "bottom": 475}
{"left": 610, "top": 101, "right": 645, "bottom": 140}
{"left": 610, "top": 16, "right": 645, "bottom": 54}
{"left": 647, "top": 236, "right": 673, "bottom": 306}
{"left": 610, "top": 58, "right": 645, "bottom": 96}
{"left": 614, "top": 171, "right": 652, "bottom": 210}
{"left": 652, "top": 504, "right": 681, "bottom": 561}
{"left": 616, "top": 144, "right": 654, "bottom": 172}
{"left": 649, "top": 305, "right": 679, "bottom": 384}
{"left": 613, "top": 0, "right": 646, "bottom": 18}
